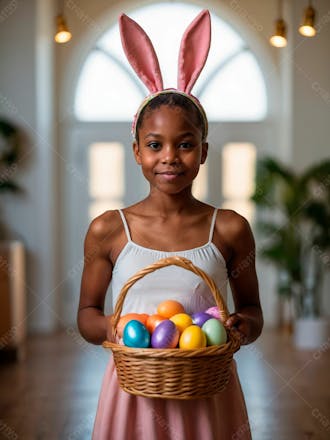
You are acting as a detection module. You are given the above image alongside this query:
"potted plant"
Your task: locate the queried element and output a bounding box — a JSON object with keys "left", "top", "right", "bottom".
{"left": 0, "top": 119, "right": 26, "bottom": 360}
{"left": 251, "top": 157, "right": 330, "bottom": 349}
{"left": 0, "top": 119, "right": 22, "bottom": 238}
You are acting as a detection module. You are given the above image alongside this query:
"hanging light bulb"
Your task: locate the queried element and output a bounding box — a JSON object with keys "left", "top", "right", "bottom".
{"left": 270, "top": 0, "right": 287, "bottom": 48}
{"left": 299, "top": 1, "right": 317, "bottom": 37}
{"left": 54, "top": 14, "right": 72, "bottom": 44}
{"left": 270, "top": 18, "right": 287, "bottom": 47}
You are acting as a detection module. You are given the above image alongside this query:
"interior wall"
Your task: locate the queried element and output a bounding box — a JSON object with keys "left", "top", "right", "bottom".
{"left": 291, "top": 0, "right": 330, "bottom": 169}
{"left": 290, "top": 0, "right": 330, "bottom": 316}
{"left": 0, "top": 0, "right": 59, "bottom": 332}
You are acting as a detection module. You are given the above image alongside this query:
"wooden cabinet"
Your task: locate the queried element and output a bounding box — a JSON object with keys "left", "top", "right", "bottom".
{"left": 0, "top": 241, "right": 26, "bottom": 361}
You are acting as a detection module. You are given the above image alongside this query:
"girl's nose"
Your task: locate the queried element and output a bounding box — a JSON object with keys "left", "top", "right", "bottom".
{"left": 161, "top": 145, "right": 179, "bottom": 164}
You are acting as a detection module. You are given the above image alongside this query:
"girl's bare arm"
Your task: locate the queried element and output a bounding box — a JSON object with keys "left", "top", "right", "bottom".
{"left": 77, "top": 218, "right": 113, "bottom": 345}
{"left": 224, "top": 213, "right": 263, "bottom": 344}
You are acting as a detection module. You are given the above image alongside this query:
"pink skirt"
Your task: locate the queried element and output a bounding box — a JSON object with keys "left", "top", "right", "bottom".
{"left": 92, "top": 357, "right": 251, "bottom": 440}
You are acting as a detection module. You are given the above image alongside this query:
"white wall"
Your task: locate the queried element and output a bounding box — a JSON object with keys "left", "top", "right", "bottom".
{"left": 290, "top": 0, "right": 330, "bottom": 316}
{"left": 0, "top": 0, "right": 59, "bottom": 332}
{"left": 0, "top": 0, "right": 329, "bottom": 332}
{"left": 291, "top": 0, "right": 330, "bottom": 168}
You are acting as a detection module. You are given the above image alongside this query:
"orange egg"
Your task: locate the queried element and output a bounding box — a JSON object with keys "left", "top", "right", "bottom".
{"left": 146, "top": 314, "right": 167, "bottom": 333}
{"left": 139, "top": 314, "right": 149, "bottom": 324}
{"left": 157, "top": 300, "right": 185, "bottom": 319}
{"left": 116, "top": 313, "right": 149, "bottom": 338}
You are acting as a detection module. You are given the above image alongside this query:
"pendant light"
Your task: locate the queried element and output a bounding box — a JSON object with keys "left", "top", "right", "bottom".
{"left": 299, "top": 1, "right": 317, "bottom": 37}
{"left": 54, "top": 0, "right": 72, "bottom": 44}
{"left": 270, "top": 0, "right": 287, "bottom": 48}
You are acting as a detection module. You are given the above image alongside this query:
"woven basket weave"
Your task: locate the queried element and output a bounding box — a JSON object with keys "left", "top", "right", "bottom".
{"left": 103, "top": 256, "right": 240, "bottom": 399}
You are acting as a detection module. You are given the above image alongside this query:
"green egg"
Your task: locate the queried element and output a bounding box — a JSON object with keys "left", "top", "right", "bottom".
{"left": 202, "top": 318, "right": 227, "bottom": 346}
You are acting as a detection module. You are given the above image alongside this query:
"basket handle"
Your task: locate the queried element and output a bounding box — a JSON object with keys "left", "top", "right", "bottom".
{"left": 111, "top": 256, "right": 230, "bottom": 342}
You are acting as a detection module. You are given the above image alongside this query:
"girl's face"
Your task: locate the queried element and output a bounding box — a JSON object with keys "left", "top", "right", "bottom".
{"left": 133, "top": 105, "right": 208, "bottom": 195}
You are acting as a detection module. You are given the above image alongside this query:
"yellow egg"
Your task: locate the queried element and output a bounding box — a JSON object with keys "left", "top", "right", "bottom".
{"left": 179, "top": 325, "right": 207, "bottom": 349}
{"left": 170, "top": 313, "right": 193, "bottom": 334}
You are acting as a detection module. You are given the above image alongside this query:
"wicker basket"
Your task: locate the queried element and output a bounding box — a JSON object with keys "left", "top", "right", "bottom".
{"left": 103, "top": 256, "right": 240, "bottom": 399}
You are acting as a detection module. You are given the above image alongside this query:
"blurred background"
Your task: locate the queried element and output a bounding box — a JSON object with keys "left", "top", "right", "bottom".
{"left": 0, "top": 0, "right": 329, "bottom": 439}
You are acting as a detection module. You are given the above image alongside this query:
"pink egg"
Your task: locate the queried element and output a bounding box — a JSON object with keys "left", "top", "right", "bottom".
{"left": 205, "top": 306, "right": 223, "bottom": 321}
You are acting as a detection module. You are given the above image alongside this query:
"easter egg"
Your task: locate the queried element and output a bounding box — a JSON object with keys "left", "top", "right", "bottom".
{"left": 202, "top": 318, "right": 227, "bottom": 346}
{"left": 157, "top": 300, "right": 185, "bottom": 318}
{"left": 205, "top": 306, "right": 222, "bottom": 321}
{"left": 170, "top": 313, "right": 193, "bottom": 334}
{"left": 191, "top": 311, "right": 212, "bottom": 327}
{"left": 123, "top": 320, "right": 150, "bottom": 348}
{"left": 179, "top": 325, "right": 207, "bottom": 349}
{"left": 146, "top": 314, "right": 167, "bottom": 333}
{"left": 117, "top": 313, "right": 149, "bottom": 338}
{"left": 151, "top": 320, "right": 180, "bottom": 349}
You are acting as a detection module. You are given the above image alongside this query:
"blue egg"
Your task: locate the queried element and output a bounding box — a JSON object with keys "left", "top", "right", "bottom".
{"left": 123, "top": 320, "right": 150, "bottom": 348}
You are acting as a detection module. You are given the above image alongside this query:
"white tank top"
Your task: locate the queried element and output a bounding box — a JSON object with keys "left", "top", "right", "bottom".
{"left": 111, "top": 208, "right": 228, "bottom": 315}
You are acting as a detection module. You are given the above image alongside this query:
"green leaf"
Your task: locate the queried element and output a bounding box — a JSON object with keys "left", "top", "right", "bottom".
{"left": 0, "top": 180, "right": 21, "bottom": 192}
{"left": 256, "top": 221, "right": 281, "bottom": 235}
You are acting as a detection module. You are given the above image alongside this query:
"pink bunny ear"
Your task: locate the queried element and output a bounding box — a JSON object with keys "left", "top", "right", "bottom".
{"left": 177, "top": 10, "right": 211, "bottom": 94}
{"left": 119, "top": 13, "right": 163, "bottom": 93}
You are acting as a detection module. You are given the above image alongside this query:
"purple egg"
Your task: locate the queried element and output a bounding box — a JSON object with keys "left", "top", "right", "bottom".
{"left": 191, "top": 311, "right": 212, "bottom": 327}
{"left": 151, "top": 320, "right": 179, "bottom": 349}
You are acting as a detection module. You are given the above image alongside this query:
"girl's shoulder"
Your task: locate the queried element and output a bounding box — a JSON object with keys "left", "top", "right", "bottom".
{"left": 217, "top": 208, "right": 250, "bottom": 229}
{"left": 85, "top": 210, "right": 128, "bottom": 264}
{"left": 216, "top": 208, "right": 254, "bottom": 244}
{"left": 86, "top": 209, "right": 122, "bottom": 243}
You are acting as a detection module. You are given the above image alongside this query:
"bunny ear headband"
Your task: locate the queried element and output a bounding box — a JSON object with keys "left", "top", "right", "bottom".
{"left": 119, "top": 9, "right": 211, "bottom": 141}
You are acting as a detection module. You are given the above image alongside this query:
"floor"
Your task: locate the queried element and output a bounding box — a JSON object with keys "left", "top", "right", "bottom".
{"left": 0, "top": 329, "right": 329, "bottom": 440}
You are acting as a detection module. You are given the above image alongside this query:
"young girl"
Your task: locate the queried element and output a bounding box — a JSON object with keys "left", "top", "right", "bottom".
{"left": 78, "top": 10, "right": 263, "bottom": 440}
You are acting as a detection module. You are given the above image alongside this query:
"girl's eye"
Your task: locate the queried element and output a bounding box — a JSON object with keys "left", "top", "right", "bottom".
{"left": 179, "top": 142, "right": 193, "bottom": 149}
{"left": 147, "top": 142, "right": 161, "bottom": 150}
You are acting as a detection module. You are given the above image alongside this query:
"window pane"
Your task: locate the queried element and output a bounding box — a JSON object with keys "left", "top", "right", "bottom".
{"left": 222, "top": 142, "right": 256, "bottom": 199}
{"left": 75, "top": 52, "right": 143, "bottom": 121}
{"left": 89, "top": 200, "right": 124, "bottom": 221}
{"left": 192, "top": 163, "right": 208, "bottom": 200}
{"left": 88, "top": 142, "right": 124, "bottom": 198}
{"left": 222, "top": 143, "right": 256, "bottom": 223}
{"left": 222, "top": 200, "right": 255, "bottom": 223}
{"left": 201, "top": 52, "right": 267, "bottom": 121}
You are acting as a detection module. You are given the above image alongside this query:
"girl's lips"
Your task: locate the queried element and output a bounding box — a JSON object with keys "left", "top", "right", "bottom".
{"left": 156, "top": 172, "right": 183, "bottom": 181}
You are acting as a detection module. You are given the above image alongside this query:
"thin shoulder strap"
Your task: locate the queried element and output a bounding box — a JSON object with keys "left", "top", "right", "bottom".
{"left": 208, "top": 208, "right": 218, "bottom": 243}
{"left": 118, "top": 209, "right": 132, "bottom": 242}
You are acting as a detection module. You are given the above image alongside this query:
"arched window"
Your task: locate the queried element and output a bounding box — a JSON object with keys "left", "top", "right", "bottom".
{"left": 75, "top": 2, "right": 267, "bottom": 122}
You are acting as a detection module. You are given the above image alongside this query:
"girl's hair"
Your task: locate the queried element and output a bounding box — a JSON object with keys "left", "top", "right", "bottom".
{"left": 135, "top": 92, "right": 207, "bottom": 143}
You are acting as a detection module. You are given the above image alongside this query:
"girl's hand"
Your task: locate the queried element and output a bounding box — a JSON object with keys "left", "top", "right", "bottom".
{"left": 105, "top": 315, "right": 114, "bottom": 341}
{"left": 225, "top": 313, "right": 252, "bottom": 345}
{"left": 216, "top": 211, "right": 263, "bottom": 345}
